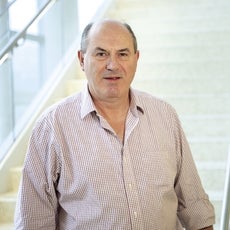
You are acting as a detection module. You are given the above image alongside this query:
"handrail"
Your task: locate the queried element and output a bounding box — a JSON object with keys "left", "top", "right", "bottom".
{"left": 0, "top": 0, "right": 57, "bottom": 65}
{"left": 220, "top": 145, "right": 230, "bottom": 230}
{"left": 0, "top": 0, "right": 17, "bottom": 17}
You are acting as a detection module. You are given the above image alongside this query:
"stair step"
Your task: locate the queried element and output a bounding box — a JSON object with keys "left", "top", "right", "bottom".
{"left": 189, "top": 141, "right": 229, "bottom": 162}
{"left": 142, "top": 45, "right": 230, "bottom": 63}
{"left": 111, "top": 8, "right": 230, "bottom": 34}
{"left": 114, "top": 0, "right": 230, "bottom": 7}
{"left": 133, "top": 77, "right": 230, "bottom": 95}
{"left": 135, "top": 61, "right": 230, "bottom": 83}
{"left": 132, "top": 18, "right": 230, "bottom": 35}
{"left": 161, "top": 93, "right": 230, "bottom": 115}
{"left": 0, "top": 223, "right": 14, "bottom": 230}
{"left": 189, "top": 136, "right": 230, "bottom": 143}
{"left": 196, "top": 161, "right": 226, "bottom": 170}
{"left": 0, "top": 192, "right": 17, "bottom": 223}
{"left": 139, "top": 31, "right": 230, "bottom": 47}
{"left": 10, "top": 167, "right": 22, "bottom": 192}
{"left": 209, "top": 197, "right": 223, "bottom": 229}
{"left": 181, "top": 115, "right": 230, "bottom": 137}
{"left": 113, "top": 1, "right": 230, "bottom": 19}
{"left": 65, "top": 79, "right": 87, "bottom": 96}
{"left": 196, "top": 162, "right": 226, "bottom": 191}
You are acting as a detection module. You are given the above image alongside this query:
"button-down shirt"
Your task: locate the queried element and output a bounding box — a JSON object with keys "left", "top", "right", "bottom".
{"left": 15, "top": 86, "right": 215, "bottom": 229}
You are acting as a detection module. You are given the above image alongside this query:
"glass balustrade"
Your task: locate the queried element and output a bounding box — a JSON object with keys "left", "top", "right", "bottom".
{"left": 0, "top": 0, "right": 80, "bottom": 160}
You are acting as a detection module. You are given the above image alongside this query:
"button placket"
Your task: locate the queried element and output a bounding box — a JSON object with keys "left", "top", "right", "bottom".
{"left": 122, "top": 146, "right": 144, "bottom": 230}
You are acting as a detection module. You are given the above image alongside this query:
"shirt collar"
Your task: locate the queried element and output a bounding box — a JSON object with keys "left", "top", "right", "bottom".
{"left": 80, "top": 85, "right": 97, "bottom": 119}
{"left": 80, "top": 85, "right": 144, "bottom": 119}
{"left": 129, "top": 88, "right": 144, "bottom": 116}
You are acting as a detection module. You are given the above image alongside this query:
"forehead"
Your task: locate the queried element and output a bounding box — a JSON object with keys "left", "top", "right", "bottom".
{"left": 87, "top": 22, "right": 134, "bottom": 50}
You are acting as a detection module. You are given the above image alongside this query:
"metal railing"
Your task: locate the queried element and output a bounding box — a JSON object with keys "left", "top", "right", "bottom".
{"left": 0, "top": 0, "right": 113, "bottom": 162}
{"left": 220, "top": 146, "right": 230, "bottom": 230}
{"left": 0, "top": 0, "right": 80, "bottom": 161}
{"left": 0, "top": 0, "right": 16, "bottom": 17}
{"left": 0, "top": 0, "right": 57, "bottom": 65}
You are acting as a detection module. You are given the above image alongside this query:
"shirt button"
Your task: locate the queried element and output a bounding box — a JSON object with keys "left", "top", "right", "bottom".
{"left": 123, "top": 157, "right": 127, "bottom": 163}
{"left": 134, "top": 211, "right": 137, "bottom": 218}
{"left": 128, "top": 183, "right": 132, "bottom": 189}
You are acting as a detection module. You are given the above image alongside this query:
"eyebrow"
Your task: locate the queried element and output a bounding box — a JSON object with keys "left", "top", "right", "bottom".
{"left": 94, "top": 47, "right": 107, "bottom": 52}
{"left": 119, "top": 48, "right": 131, "bottom": 53}
{"left": 94, "top": 47, "right": 131, "bottom": 53}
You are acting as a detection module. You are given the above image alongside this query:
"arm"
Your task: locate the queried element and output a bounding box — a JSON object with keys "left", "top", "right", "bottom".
{"left": 15, "top": 117, "right": 60, "bottom": 229}
{"left": 172, "top": 109, "right": 215, "bottom": 229}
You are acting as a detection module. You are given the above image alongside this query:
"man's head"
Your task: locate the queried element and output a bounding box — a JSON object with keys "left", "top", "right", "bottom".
{"left": 78, "top": 19, "right": 139, "bottom": 103}
{"left": 80, "top": 20, "right": 138, "bottom": 54}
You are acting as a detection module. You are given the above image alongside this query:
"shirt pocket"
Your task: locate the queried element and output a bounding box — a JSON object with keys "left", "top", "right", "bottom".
{"left": 141, "top": 151, "right": 177, "bottom": 187}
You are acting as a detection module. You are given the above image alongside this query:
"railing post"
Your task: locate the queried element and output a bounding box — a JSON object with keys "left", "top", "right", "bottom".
{"left": 0, "top": 0, "right": 14, "bottom": 147}
{"left": 220, "top": 145, "right": 230, "bottom": 230}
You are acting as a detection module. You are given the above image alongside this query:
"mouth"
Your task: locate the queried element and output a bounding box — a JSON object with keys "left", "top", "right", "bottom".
{"left": 103, "top": 76, "right": 121, "bottom": 81}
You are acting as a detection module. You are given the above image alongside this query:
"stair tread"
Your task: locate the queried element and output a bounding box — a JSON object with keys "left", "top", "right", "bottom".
{"left": 0, "top": 223, "right": 14, "bottom": 230}
{"left": 0, "top": 192, "right": 17, "bottom": 202}
{"left": 196, "top": 161, "right": 227, "bottom": 170}
{"left": 10, "top": 166, "right": 22, "bottom": 172}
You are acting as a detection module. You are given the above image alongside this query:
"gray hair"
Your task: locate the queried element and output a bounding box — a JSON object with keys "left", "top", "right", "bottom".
{"left": 80, "top": 21, "right": 138, "bottom": 53}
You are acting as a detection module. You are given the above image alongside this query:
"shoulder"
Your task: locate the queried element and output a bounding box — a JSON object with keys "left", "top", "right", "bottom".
{"left": 37, "top": 92, "right": 82, "bottom": 124}
{"left": 132, "top": 88, "right": 177, "bottom": 116}
{"left": 132, "top": 89, "right": 183, "bottom": 136}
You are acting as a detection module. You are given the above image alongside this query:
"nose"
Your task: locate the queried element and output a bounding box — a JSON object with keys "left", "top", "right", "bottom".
{"left": 106, "top": 55, "right": 119, "bottom": 71}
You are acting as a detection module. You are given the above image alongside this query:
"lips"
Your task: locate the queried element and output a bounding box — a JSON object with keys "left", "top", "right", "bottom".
{"left": 104, "top": 77, "right": 121, "bottom": 80}
{"left": 103, "top": 73, "right": 121, "bottom": 80}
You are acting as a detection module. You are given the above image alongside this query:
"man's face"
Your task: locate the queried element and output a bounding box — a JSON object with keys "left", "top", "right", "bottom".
{"left": 78, "top": 21, "right": 139, "bottom": 103}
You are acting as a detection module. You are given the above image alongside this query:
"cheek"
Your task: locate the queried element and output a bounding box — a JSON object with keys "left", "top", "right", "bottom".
{"left": 84, "top": 60, "right": 104, "bottom": 73}
{"left": 83, "top": 61, "right": 94, "bottom": 76}
{"left": 125, "top": 63, "right": 137, "bottom": 76}
{"left": 84, "top": 63, "right": 105, "bottom": 83}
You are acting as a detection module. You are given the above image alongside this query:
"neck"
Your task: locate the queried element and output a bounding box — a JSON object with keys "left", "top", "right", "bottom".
{"left": 88, "top": 85, "right": 130, "bottom": 115}
{"left": 93, "top": 96, "right": 130, "bottom": 118}
{"left": 92, "top": 95, "right": 130, "bottom": 142}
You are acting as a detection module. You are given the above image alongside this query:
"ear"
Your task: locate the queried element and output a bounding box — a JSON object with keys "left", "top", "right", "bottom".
{"left": 136, "top": 50, "right": 140, "bottom": 60}
{"left": 77, "top": 50, "right": 85, "bottom": 71}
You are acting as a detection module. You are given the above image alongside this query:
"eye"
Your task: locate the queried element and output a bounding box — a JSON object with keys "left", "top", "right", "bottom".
{"left": 95, "top": 51, "right": 108, "bottom": 59}
{"left": 118, "top": 52, "right": 129, "bottom": 60}
{"left": 96, "top": 52, "right": 105, "bottom": 56}
{"left": 119, "top": 52, "right": 128, "bottom": 57}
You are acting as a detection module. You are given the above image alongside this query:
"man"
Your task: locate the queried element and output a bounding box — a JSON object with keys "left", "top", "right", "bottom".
{"left": 15, "top": 19, "right": 215, "bottom": 229}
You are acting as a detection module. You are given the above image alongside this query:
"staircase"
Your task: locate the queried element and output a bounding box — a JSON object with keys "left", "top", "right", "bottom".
{"left": 0, "top": 0, "right": 230, "bottom": 229}
{"left": 105, "top": 0, "right": 230, "bottom": 228}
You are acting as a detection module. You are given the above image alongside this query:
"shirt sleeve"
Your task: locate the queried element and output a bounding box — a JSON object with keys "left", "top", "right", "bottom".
{"left": 173, "top": 111, "right": 216, "bottom": 229}
{"left": 14, "top": 115, "right": 60, "bottom": 229}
